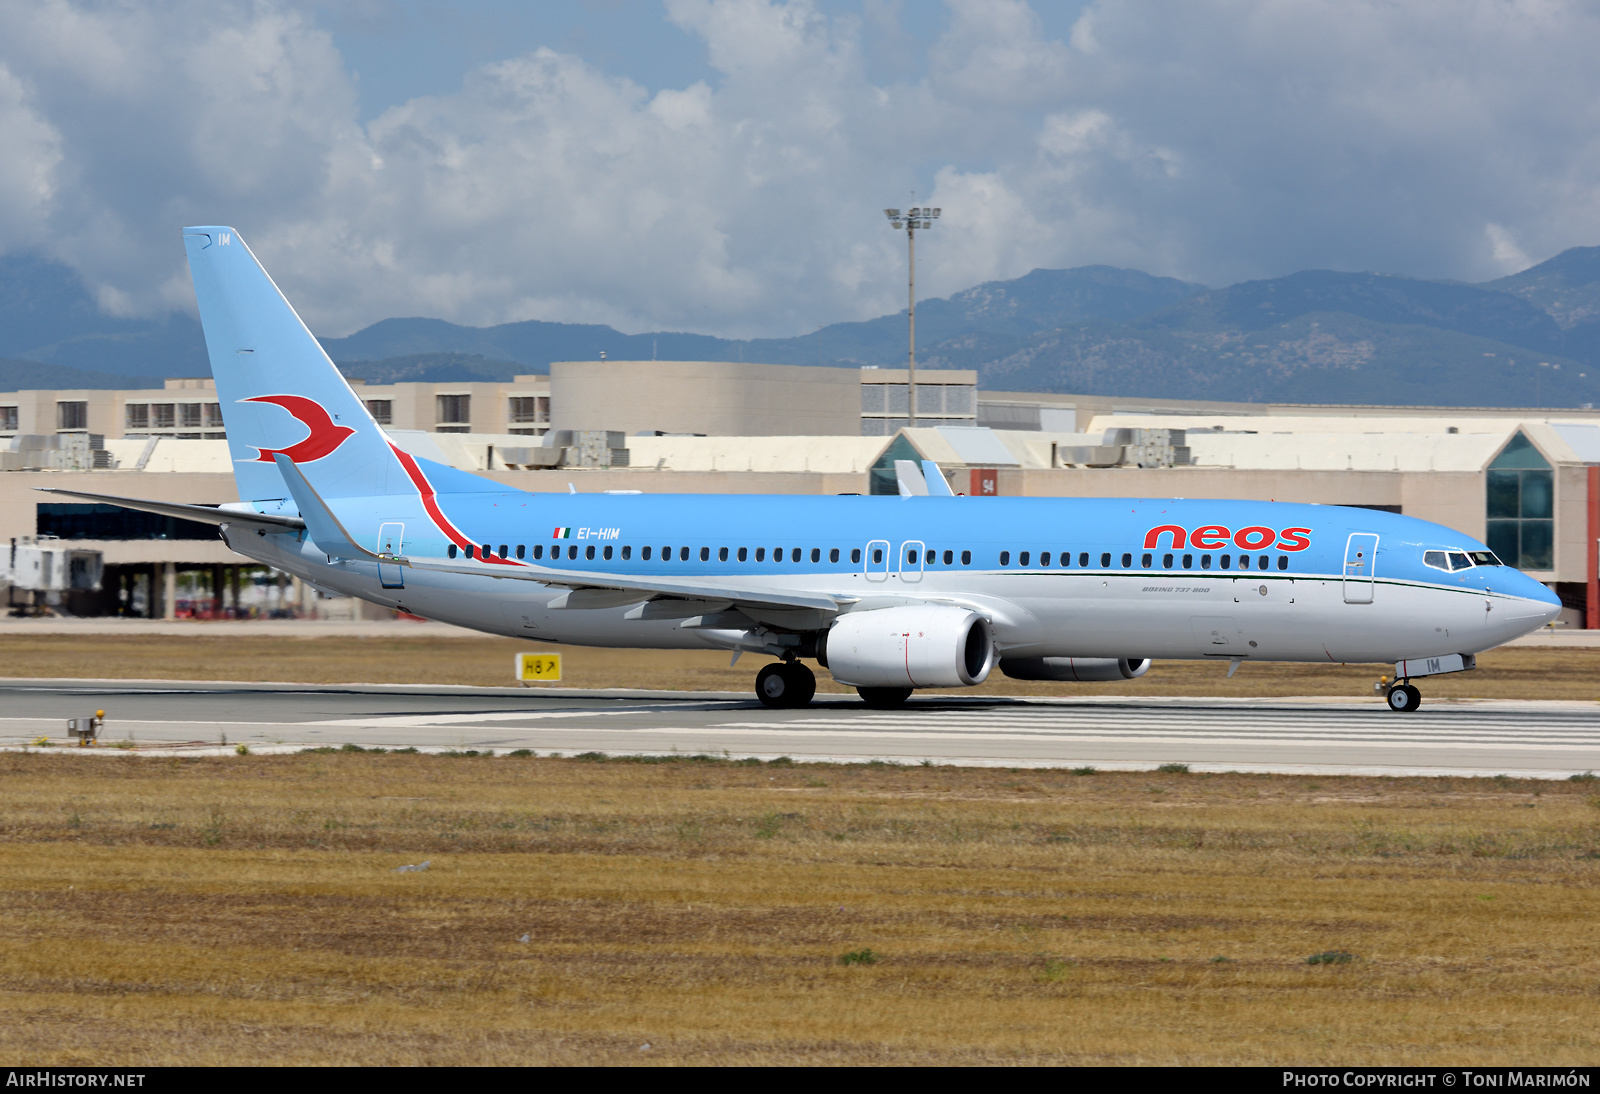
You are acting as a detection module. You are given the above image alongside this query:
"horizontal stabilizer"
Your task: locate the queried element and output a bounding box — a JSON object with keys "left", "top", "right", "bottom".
{"left": 37, "top": 488, "right": 305, "bottom": 534}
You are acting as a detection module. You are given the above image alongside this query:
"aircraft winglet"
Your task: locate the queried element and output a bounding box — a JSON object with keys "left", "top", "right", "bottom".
{"left": 271, "top": 453, "right": 379, "bottom": 560}
{"left": 921, "top": 460, "right": 955, "bottom": 496}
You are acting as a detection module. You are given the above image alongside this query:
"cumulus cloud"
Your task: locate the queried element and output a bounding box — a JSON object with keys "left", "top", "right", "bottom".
{"left": 2, "top": 0, "right": 1600, "bottom": 338}
{"left": 0, "top": 63, "right": 62, "bottom": 254}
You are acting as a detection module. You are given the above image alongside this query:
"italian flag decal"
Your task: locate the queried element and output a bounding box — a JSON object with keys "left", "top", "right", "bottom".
{"left": 552, "top": 527, "right": 572, "bottom": 539}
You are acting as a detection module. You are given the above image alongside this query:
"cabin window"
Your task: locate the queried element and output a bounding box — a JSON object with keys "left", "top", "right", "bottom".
{"left": 772, "top": 547, "right": 783, "bottom": 562}
{"left": 811, "top": 548, "right": 821, "bottom": 563}
{"left": 448, "top": 544, "right": 457, "bottom": 559}
{"left": 1200, "top": 554, "right": 1211, "bottom": 569}
{"left": 756, "top": 548, "right": 767, "bottom": 562}
{"left": 719, "top": 547, "right": 729, "bottom": 562}
{"left": 1256, "top": 555, "right": 1268, "bottom": 570}
{"left": 498, "top": 544, "right": 507, "bottom": 558}
{"left": 621, "top": 545, "right": 631, "bottom": 560}
{"left": 1142, "top": 553, "right": 1152, "bottom": 568}
{"left": 1163, "top": 553, "right": 1173, "bottom": 568}
{"left": 1121, "top": 552, "right": 1132, "bottom": 567}
{"left": 853, "top": 548, "right": 863, "bottom": 564}
{"left": 700, "top": 547, "right": 710, "bottom": 561}
{"left": 1237, "top": 554, "right": 1249, "bottom": 569}
{"left": 960, "top": 550, "right": 971, "bottom": 565}
{"left": 515, "top": 545, "right": 525, "bottom": 559}
{"left": 1486, "top": 431, "right": 1554, "bottom": 570}
{"left": 661, "top": 545, "right": 671, "bottom": 560}
{"left": 482, "top": 543, "right": 492, "bottom": 558}
{"left": 1277, "top": 555, "right": 1288, "bottom": 570}
{"left": 1000, "top": 551, "right": 1011, "bottom": 566}
{"left": 1038, "top": 552, "right": 1050, "bottom": 567}
{"left": 738, "top": 547, "right": 749, "bottom": 562}
{"left": 871, "top": 548, "right": 882, "bottom": 564}
{"left": 1182, "top": 554, "right": 1193, "bottom": 569}
{"left": 831, "top": 548, "right": 841, "bottom": 563}
{"left": 791, "top": 548, "right": 801, "bottom": 562}
{"left": 680, "top": 546, "right": 690, "bottom": 561}
{"left": 926, "top": 548, "right": 936, "bottom": 566}
{"left": 1220, "top": 554, "right": 1231, "bottom": 570}
{"left": 1100, "top": 552, "right": 1111, "bottom": 568}
{"left": 943, "top": 550, "right": 953, "bottom": 565}
{"left": 908, "top": 548, "right": 920, "bottom": 564}
{"left": 585, "top": 545, "right": 595, "bottom": 560}
{"left": 642, "top": 546, "right": 652, "bottom": 560}
{"left": 568, "top": 546, "right": 578, "bottom": 560}
{"left": 1078, "top": 552, "right": 1089, "bottom": 567}
{"left": 1018, "top": 551, "right": 1029, "bottom": 566}
{"left": 603, "top": 545, "right": 613, "bottom": 560}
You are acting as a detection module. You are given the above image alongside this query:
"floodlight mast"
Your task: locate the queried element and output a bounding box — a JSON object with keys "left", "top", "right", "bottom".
{"left": 884, "top": 205, "right": 939, "bottom": 427}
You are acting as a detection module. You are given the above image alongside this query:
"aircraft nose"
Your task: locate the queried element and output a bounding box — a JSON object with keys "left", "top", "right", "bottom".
{"left": 1496, "top": 572, "right": 1562, "bottom": 634}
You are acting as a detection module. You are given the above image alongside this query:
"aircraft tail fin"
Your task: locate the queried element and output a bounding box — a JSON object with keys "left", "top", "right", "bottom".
{"left": 183, "top": 227, "right": 416, "bottom": 501}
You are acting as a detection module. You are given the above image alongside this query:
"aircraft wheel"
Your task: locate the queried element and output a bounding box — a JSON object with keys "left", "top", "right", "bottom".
{"left": 857, "top": 686, "right": 913, "bottom": 709}
{"left": 1386, "top": 683, "right": 1422, "bottom": 713}
{"left": 756, "top": 663, "right": 793, "bottom": 708}
{"left": 783, "top": 662, "right": 816, "bottom": 707}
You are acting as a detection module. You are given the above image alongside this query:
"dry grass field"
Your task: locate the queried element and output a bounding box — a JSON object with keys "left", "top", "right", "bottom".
{"left": 2, "top": 631, "right": 1599, "bottom": 699}
{"left": 1, "top": 750, "right": 1597, "bottom": 1065}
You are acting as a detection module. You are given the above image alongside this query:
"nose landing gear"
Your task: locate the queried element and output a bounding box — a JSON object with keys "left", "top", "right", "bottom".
{"left": 755, "top": 661, "right": 816, "bottom": 709}
{"left": 1386, "top": 682, "right": 1422, "bottom": 712}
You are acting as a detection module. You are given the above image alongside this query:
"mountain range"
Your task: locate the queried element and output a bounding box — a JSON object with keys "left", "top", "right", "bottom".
{"left": 4, "top": 246, "right": 1600, "bottom": 408}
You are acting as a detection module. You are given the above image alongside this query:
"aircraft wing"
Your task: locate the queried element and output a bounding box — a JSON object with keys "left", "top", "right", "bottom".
{"left": 402, "top": 554, "right": 846, "bottom": 614}
{"left": 37, "top": 488, "right": 306, "bottom": 535}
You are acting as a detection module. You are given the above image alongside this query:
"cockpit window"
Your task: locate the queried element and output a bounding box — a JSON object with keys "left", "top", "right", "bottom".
{"left": 1426, "top": 548, "right": 1497, "bottom": 572}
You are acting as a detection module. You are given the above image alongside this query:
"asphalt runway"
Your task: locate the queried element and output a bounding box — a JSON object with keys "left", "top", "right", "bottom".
{"left": 3, "top": 678, "right": 1598, "bottom": 779}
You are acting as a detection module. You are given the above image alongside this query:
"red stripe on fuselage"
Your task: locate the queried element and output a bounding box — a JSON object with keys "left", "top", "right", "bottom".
{"left": 388, "top": 442, "right": 522, "bottom": 568}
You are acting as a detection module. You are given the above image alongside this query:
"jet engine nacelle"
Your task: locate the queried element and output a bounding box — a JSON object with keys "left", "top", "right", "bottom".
{"left": 825, "top": 605, "right": 995, "bottom": 688}
{"left": 999, "top": 657, "right": 1150, "bottom": 682}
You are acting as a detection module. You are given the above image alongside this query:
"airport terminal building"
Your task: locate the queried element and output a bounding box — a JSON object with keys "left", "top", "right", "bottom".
{"left": 3, "top": 361, "right": 1598, "bottom": 630}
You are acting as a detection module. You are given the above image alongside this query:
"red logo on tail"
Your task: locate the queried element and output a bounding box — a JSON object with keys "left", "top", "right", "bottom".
{"left": 245, "top": 395, "right": 356, "bottom": 463}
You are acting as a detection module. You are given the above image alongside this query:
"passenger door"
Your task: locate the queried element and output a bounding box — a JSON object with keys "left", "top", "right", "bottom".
{"left": 1342, "top": 533, "right": 1378, "bottom": 604}
{"left": 865, "top": 539, "right": 890, "bottom": 582}
{"left": 378, "top": 522, "right": 405, "bottom": 589}
{"left": 899, "top": 539, "right": 926, "bottom": 584}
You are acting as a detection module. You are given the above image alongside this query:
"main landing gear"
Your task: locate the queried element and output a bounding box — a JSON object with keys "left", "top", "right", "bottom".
{"left": 1386, "top": 682, "right": 1423, "bottom": 713}
{"left": 755, "top": 661, "right": 816, "bottom": 709}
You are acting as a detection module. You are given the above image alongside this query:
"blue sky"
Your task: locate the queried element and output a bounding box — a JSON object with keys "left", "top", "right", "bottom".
{"left": 0, "top": 1, "right": 1595, "bottom": 338}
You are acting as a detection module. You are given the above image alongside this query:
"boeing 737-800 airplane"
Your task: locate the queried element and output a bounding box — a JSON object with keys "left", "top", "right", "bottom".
{"left": 49, "top": 228, "right": 1562, "bottom": 712}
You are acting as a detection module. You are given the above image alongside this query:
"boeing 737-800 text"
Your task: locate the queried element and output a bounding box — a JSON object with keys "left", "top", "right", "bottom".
{"left": 47, "top": 228, "right": 1563, "bottom": 713}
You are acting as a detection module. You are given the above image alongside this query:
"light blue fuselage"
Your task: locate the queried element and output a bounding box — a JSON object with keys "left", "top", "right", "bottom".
{"left": 236, "top": 488, "right": 1560, "bottom": 665}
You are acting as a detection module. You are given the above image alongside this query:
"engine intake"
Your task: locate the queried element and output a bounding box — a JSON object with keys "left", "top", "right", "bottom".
{"left": 999, "top": 657, "right": 1150, "bottom": 682}
{"left": 825, "top": 605, "right": 995, "bottom": 688}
